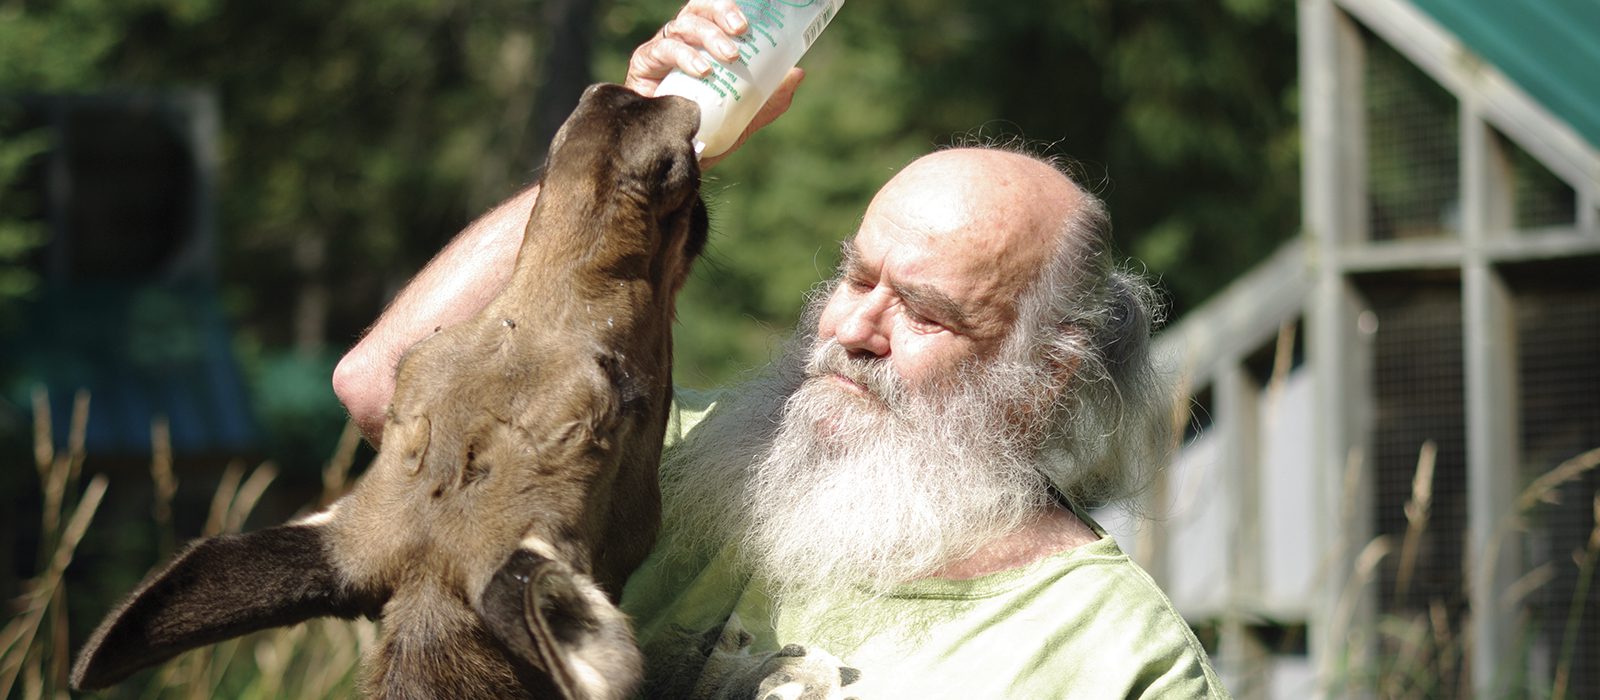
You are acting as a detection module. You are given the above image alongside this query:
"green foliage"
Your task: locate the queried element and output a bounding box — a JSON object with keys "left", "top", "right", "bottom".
{"left": 102, "top": 0, "right": 550, "bottom": 350}
{"left": 0, "top": 116, "right": 48, "bottom": 322}
{"left": 625, "top": 0, "right": 1303, "bottom": 383}
{"left": 0, "top": 0, "right": 1301, "bottom": 386}
{"left": 242, "top": 348, "right": 350, "bottom": 476}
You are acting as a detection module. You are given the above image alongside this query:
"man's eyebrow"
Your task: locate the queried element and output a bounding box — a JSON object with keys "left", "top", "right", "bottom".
{"left": 839, "top": 237, "right": 971, "bottom": 328}
{"left": 838, "top": 239, "right": 863, "bottom": 275}
{"left": 894, "top": 280, "right": 971, "bottom": 329}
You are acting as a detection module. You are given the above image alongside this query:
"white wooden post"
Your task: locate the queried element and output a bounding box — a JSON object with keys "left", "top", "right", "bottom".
{"left": 1459, "top": 102, "right": 1521, "bottom": 697}
{"left": 1302, "top": 2, "right": 1376, "bottom": 695}
{"left": 1218, "top": 363, "right": 1267, "bottom": 697}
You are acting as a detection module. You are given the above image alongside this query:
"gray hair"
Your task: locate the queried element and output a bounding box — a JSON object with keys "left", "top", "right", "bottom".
{"left": 948, "top": 140, "right": 1175, "bottom": 510}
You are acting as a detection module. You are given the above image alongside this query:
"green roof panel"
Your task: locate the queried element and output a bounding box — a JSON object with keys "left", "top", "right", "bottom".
{"left": 1409, "top": 0, "right": 1600, "bottom": 150}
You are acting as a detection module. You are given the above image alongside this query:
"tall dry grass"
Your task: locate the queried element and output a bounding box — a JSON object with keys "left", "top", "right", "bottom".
{"left": 1219, "top": 321, "right": 1600, "bottom": 699}
{"left": 1, "top": 389, "right": 376, "bottom": 699}
{"left": 1324, "top": 441, "right": 1600, "bottom": 699}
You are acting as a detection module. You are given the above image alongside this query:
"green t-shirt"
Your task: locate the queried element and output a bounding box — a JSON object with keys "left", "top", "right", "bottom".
{"left": 620, "top": 391, "right": 1230, "bottom": 699}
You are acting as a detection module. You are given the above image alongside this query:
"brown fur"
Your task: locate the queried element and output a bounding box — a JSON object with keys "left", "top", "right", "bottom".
{"left": 72, "top": 84, "right": 707, "bottom": 700}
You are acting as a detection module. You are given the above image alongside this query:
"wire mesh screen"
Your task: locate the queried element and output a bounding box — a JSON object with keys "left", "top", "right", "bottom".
{"left": 1368, "top": 282, "right": 1468, "bottom": 695}
{"left": 1499, "top": 132, "right": 1579, "bottom": 231}
{"left": 1516, "top": 279, "right": 1600, "bottom": 698}
{"left": 1364, "top": 31, "right": 1459, "bottom": 242}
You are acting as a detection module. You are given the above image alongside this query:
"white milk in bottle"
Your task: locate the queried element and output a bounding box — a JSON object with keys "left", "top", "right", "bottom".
{"left": 654, "top": 0, "right": 845, "bottom": 158}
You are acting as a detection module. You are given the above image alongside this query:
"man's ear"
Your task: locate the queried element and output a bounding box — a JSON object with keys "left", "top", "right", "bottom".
{"left": 1046, "top": 326, "right": 1086, "bottom": 385}
{"left": 1048, "top": 274, "right": 1152, "bottom": 390}
{"left": 1093, "top": 273, "right": 1153, "bottom": 378}
{"left": 476, "top": 546, "right": 643, "bottom": 700}
{"left": 71, "top": 522, "right": 373, "bottom": 691}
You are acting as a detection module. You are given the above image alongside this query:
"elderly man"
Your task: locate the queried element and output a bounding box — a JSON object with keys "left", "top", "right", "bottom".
{"left": 334, "top": 2, "right": 1228, "bottom": 697}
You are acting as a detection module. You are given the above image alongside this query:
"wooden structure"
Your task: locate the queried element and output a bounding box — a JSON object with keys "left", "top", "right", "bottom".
{"left": 1124, "top": 1, "right": 1600, "bottom": 696}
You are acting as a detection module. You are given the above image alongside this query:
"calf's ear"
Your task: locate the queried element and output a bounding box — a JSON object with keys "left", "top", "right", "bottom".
{"left": 476, "top": 547, "right": 643, "bottom": 700}
{"left": 71, "top": 522, "right": 371, "bottom": 691}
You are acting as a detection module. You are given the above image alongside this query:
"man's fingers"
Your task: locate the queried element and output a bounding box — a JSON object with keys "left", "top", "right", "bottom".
{"left": 683, "top": 0, "right": 748, "bottom": 34}
{"left": 626, "top": 39, "right": 707, "bottom": 95}
{"left": 625, "top": 2, "right": 751, "bottom": 96}
{"left": 662, "top": 14, "right": 742, "bottom": 63}
{"left": 707, "top": 0, "right": 748, "bottom": 33}
{"left": 624, "top": 47, "right": 672, "bottom": 95}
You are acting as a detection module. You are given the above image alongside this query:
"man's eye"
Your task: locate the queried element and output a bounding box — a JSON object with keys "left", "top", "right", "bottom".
{"left": 847, "top": 278, "right": 873, "bottom": 293}
{"left": 905, "top": 310, "right": 942, "bottom": 331}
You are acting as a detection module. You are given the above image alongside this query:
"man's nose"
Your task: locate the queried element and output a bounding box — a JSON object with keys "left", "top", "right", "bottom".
{"left": 832, "top": 291, "right": 891, "bottom": 358}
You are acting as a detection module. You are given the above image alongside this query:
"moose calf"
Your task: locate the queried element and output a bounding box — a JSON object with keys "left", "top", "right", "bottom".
{"left": 71, "top": 83, "right": 707, "bottom": 700}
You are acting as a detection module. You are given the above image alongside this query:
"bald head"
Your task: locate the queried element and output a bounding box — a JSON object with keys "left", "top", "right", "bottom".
{"left": 867, "top": 148, "right": 1093, "bottom": 276}
{"left": 803, "top": 143, "right": 1167, "bottom": 511}
{"left": 840, "top": 148, "right": 1101, "bottom": 347}
{"left": 815, "top": 146, "right": 1110, "bottom": 388}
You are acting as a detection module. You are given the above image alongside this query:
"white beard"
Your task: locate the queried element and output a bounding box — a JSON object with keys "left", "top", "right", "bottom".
{"left": 659, "top": 312, "right": 1061, "bottom": 602}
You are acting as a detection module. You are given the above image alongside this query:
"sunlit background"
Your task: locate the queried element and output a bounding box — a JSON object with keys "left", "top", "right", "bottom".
{"left": 2, "top": 0, "right": 1596, "bottom": 697}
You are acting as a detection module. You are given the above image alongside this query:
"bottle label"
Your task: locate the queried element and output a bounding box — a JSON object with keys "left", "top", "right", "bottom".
{"left": 698, "top": 63, "right": 743, "bottom": 102}
{"left": 685, "top": 0, "right": 835, "bottom": 104}
{"left": 801, "top": 0, "right": 836, "bottom": 47}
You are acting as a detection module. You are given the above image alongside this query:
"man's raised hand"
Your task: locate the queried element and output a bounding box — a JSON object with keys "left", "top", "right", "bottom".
{"left": 625, "top": 0, "right": 805, "bottom": 168}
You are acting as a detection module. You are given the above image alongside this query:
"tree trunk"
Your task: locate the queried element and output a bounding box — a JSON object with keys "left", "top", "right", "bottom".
{"left": 292, "top": 234, "right": 328, "bottom": 358}
{"left": 528, "top": 0, "right": 599, "bottom": 169}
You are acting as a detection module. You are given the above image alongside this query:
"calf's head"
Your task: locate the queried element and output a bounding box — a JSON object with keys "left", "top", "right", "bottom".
{"left": 71, "top": 84, "right": 706, "bottom": 700}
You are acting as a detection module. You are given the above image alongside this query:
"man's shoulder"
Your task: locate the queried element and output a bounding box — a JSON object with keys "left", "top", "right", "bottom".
{"left": 1015, "top": 538, "right": 1233, "bottom": 698}
{"left": 793, "top": 547, "right": 1230, "bottom": 698}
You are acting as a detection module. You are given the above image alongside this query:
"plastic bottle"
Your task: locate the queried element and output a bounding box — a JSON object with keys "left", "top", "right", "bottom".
{"left": 654, "top": 0, "right": 845, "bottom": 158}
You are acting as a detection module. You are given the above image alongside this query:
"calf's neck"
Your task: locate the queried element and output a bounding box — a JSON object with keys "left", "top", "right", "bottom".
{"left": 71, "top": 83, "right": 707, "bottom": 700}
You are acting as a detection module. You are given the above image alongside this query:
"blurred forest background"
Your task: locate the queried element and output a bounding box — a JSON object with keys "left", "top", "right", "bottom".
{"left": 0, "top": 0, "right": 1297, "bottom": 693}
{"left": 0, "top": 0, "right": 1301, "bottom": 390}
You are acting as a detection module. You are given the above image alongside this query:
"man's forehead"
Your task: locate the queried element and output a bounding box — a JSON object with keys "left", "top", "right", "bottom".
{"left": 840, "top": 201, "right": 1030, "bottom": 293}
{"left": 838, "top": 235, "right": 1006, "bottom": 337}
{"left": 866, "top": 174, "right": 980, "bottom": 233}
{"left": 860, "top": 154, "right": 1072, "bottom": 261}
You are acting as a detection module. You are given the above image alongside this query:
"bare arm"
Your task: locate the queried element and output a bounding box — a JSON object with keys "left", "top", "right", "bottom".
{"left": 333, "top": 0, "right": 801, "bottom": 446}
{"left": 333, "top": 185, "right": 540, "bottom": 445}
